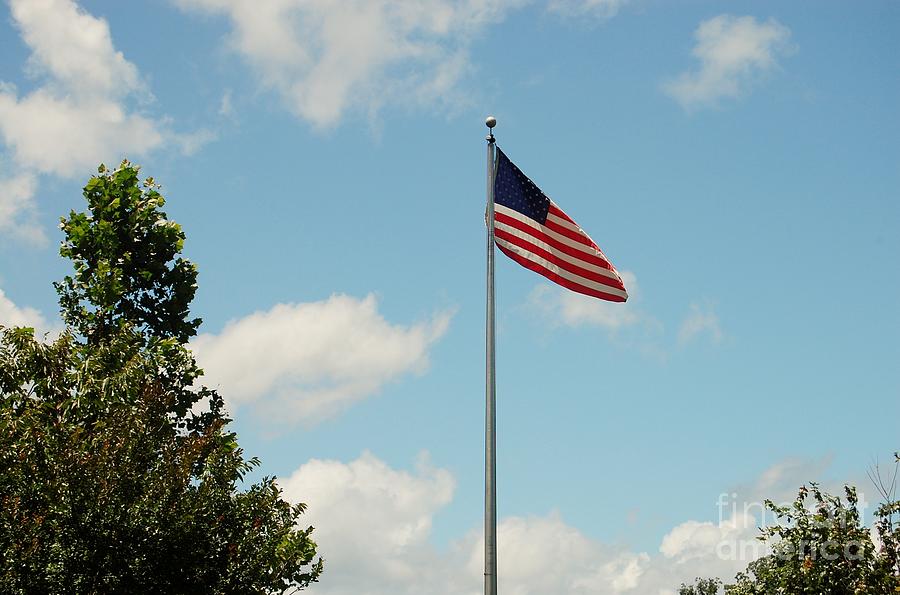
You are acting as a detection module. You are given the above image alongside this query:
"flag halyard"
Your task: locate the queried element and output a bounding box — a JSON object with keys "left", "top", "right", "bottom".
{"left": 492, "top": 148, "right": 628, "bottom": 302}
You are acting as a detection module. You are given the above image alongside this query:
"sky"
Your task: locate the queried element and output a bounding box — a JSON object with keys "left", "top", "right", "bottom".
{"left": 1, "top": 0, "right": 898, "bottom": 593}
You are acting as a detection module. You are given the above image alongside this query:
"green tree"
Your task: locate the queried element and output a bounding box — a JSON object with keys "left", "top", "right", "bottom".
{"left": 726, "top": 483, "right": 899, "bottom": 594}
{"left": 679, "top": 577, "right": 722, "bottom": 595}
{"left": 0, "top": 161, "right": 323, "bottom": 594}
{"left": 679, "top": 481, "right": 899, "bottom": 595}
{"left": 56, "top": 163, "right": 200, "bottom": 344}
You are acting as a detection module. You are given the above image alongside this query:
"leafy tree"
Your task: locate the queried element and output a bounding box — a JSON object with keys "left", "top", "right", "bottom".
{"left": 56, "top": 163, "right": 200, "bottom": 344}
{"left": 678, "top": 481, "right": 899, "bottom": 595}
{"left": 679, "top": 577, "right": 722, "bottom": 595}
{"left": 724, "top": 484, "right": 899, "bottom": 595}
{"left": 0, "top": 161, "right": 322, "bottom": 594}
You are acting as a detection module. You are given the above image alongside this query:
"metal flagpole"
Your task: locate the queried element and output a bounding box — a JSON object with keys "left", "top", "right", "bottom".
{"left": 484, "top": 115, "right": 498, "bottom": 595}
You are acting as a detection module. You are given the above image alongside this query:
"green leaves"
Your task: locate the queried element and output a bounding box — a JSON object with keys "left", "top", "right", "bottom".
{"left": 679, "top": 578, "right": 722, "bottom": 595}
{"left": 1, "top": 162, "right": 322, "bottom": 593}
{"left": 678, "top": 480, "right": 900, "bottom": 595}
{"left": 1, "top": 310, "right": 322, "bottom": 595}
{"left": 723, "top": 483, "right": 900, "bottom": 595}
{"left": 55, "top": 160, "right": 200, "bottom": 345}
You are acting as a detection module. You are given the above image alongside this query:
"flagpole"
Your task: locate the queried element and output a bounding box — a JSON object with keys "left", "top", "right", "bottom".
{"left": 484, "top": 115, "right": 498, "bottom": 595}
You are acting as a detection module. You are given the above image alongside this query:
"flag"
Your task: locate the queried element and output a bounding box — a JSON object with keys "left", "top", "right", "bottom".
{"left": 492, "top": 148, "right": 628, "bottom": 302}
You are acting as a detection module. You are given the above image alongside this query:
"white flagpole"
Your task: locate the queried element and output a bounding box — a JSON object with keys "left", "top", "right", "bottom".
{"left": 484, "top": 115, "right": 498, "bottom": 595}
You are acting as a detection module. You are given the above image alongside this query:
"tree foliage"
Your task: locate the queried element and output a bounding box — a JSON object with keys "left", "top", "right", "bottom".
{"left": 56, "top": 163, "right": 200, "bottom": 344}
{"left": 0, "top": 161, "right": 322, "bottom": 593}
{"left": 680, "top": 480, "right": 900, "bottom": 595}
{"left": 725, "top": 484, "right": 899, "bottom": 595}
{"left": 679, "top": 577, "right": 722, "bottom": 595}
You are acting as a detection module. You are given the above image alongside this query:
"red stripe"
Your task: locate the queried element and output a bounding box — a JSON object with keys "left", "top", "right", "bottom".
{"left": 542, "top": 216, "right": 595, "bottom": 248}
{"left": 497, "top": 244, "right": 627, "bottom": 303}
{"left": 494, "top": 229, "right": 625, "bottom": 291}
{"left": 494, "top": 212, "right": 615, "bottom": 272}
{"left": 548, "top": 203, "right": 576, "bottom": 224}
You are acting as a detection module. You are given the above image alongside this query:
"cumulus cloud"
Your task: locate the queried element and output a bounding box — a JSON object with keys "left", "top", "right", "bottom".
{"left": 0, "top": 287, "right": 56, "bottom": 337}
{"left": 191, "top": 294, "right": 454, "bottom": 425}
{"left": 548, "top": 0, "right": 628, "bottom": 20}
{"left": 663, "top": 14, "right": 791, "bottom": 109}
{"left": 280, "top": 452, "right": 655, "bottom": 595}
{"left": 0, "top": 0, "right": 166, "bottom": 177}
{"left": 11, "top": 0, "right": 142, "bottom": 98}
{"left": 280, "top": 453, "right": 841, "bottom": 594}
{"left": 470, "top": 515, "right": 652, "bottom": 594}
{"left": 0, "top": 89, "right": 165, "bottom": 178}
{"left": 280, "top": 451, "right": 458, "bottom": 594}
{"left": 660, "top": 455, "right": 856, "bottom": 572}
{"left": 175, "top": 0, "right": 526, "bottom": 128}
{"left": 660, "top": 512, "right": 763, "bottom": 566}
{"left": 678, "top": 302, "right": 723, "bottom": 346}
{"left": 0, "top": 0, "right": 212, "bottom": 242}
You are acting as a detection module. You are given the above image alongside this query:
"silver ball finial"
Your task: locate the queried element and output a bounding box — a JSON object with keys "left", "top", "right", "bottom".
{"left": 485, "top": 116, "right": 497, "bottom": 129}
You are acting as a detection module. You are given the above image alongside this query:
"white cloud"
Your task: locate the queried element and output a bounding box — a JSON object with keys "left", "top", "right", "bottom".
{"left": 0, "top": 287, "right": 56, "bottom": 337}
{"left": 0, "top": 171, "right": 43, "bottom": 244}
{"left": 0, "top": 0, "right": 166, "bottom": 177}
{"left": 678, "top": 303, "right": 723, "bottom": 346}
{"left": 191, "top": 294, "right": 453, "bottom": 425}
{"left": 0, "top": 0, "right": 212, "bottom": 242}
{"left": 527, "top": 270, "right": 640, "bottom": 331}
{"left": 525, "top": 271, "right": 671, "bottom": 360}
{"left": 659, "top": 455, "right": 858, "bottom": 572}
{"left": 280, "top": 453, "right": 842, "bottom": 594}
{"left": 280, "top": 451, "right": 458, "bottom": 594}
{"left": 0, "top": 89, "right": 164, "bottom": 178}
{"left": 660, "top": 512, "right": 763, "bottom": 565}
{"left": 663, "top": 15, "right": 791, "bottom": 109}
{"left": 280, "top": 452, "right": 657, "bottom": 595}
{"left": 473, "top": 515, "right": 652, "bottom": 594}
{"left": 525, "top": 275, "right": 727, "bottom": 360}
{"left": 735, "top": 455, "right": 840, "bottom": 507}
{"left": 171, "top": 128, "right": 217, "bottom": 156}
{"left": 10, "top": 0, "right": 142, "bottom": 99}
{"left": 548, "top": 0, "right": 628, "bottom": 20}
{"left": 175, "top": 0, "right": 526, "bottom": 128}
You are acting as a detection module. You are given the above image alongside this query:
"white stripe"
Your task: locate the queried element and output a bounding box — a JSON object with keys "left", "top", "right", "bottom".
{"left": 495, "top": 204, "right": 600, "bottom": 259}
{"left": 546, "top": 202, "right": 613, "bottom": 262}
{"left": 494, "top": 220, "right": 622, "bottom": 282}
{"left": 545, "top": 211, "right": 583, "bottom": 235}
{"left": 496, "top": 237, "right": 629, "bottom": 299}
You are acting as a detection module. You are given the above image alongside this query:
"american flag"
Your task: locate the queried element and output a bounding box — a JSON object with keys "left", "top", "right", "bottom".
{"left": 492, "top": 148, "right": 628, "bottom": 302}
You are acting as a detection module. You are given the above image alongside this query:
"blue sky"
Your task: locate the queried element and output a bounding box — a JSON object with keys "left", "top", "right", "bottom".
{"left": 1, "top": 0, "right": 898, "bottom": 592}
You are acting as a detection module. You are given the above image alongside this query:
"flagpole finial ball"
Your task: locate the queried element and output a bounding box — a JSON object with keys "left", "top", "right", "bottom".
{"left": 485, "top": 116, "right": 497, "bottom": 129}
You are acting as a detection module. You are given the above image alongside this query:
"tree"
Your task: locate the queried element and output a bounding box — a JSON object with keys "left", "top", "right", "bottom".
{"left": 677, "top": 480, "right": 899, "bottom": 595}
{"left": 725, "top": 484, "right": 899, "bottom": 594}
{"left": 679, "top": 577, "right": 722, "bottom": 595}
{"left": 56, "top": 163, "right": 200, "bottom": 344}
{"left": 0, "top": 161, "right": 323, "bottom": 593}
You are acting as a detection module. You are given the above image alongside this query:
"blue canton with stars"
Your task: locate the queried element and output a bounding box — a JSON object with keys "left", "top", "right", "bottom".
{"left": 494, "top": 148, "right": 550, "bottom": 224}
